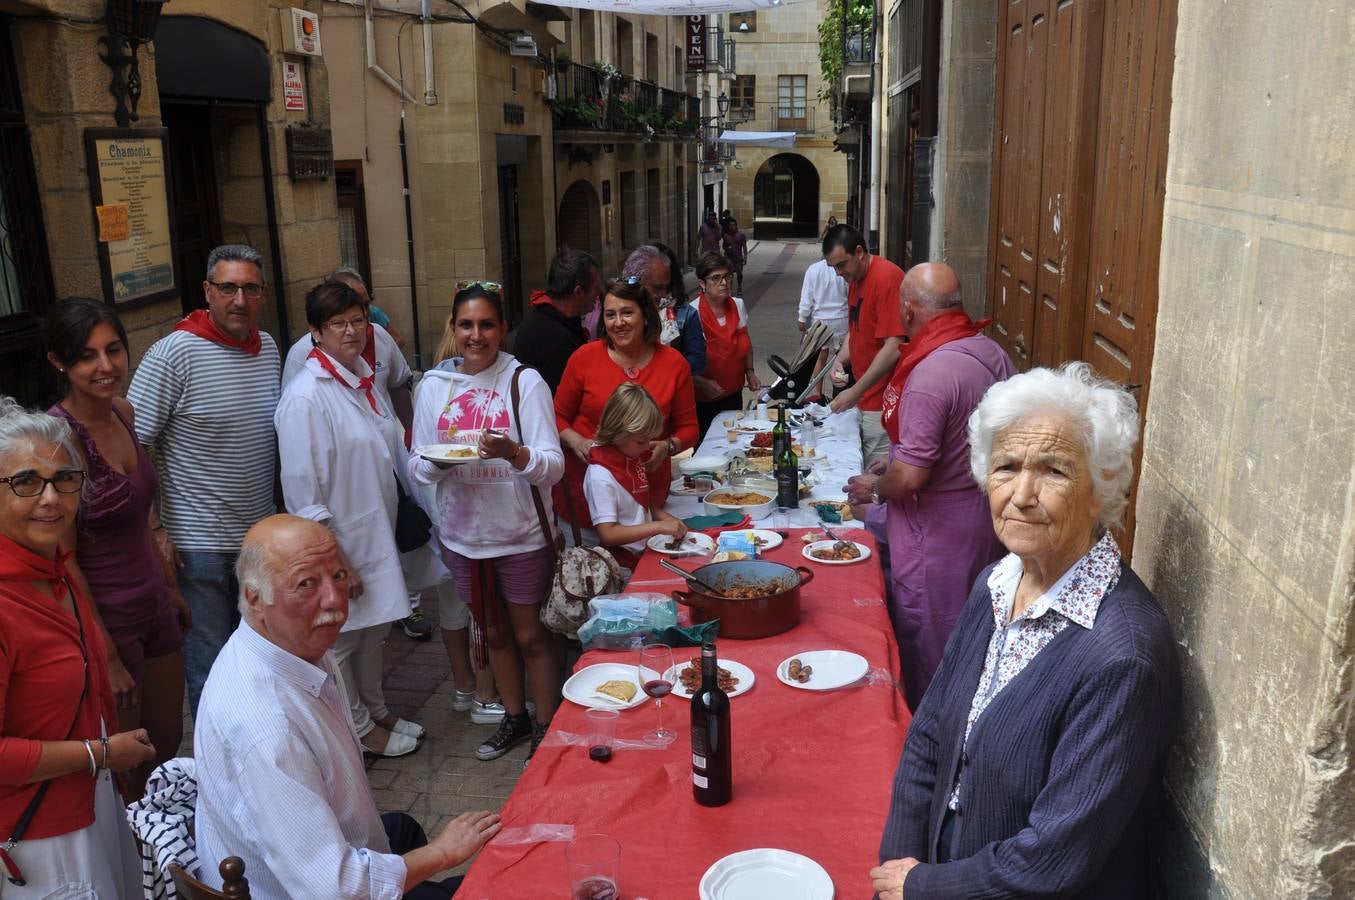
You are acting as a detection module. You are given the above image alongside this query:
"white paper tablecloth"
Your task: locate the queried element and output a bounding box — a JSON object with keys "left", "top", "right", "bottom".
{"left": 662, "top": 408, "right": 864, "bottom": 526}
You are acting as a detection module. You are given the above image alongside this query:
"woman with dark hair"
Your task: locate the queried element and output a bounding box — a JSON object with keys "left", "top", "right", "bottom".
{"left": 44, "top": 297, "right": 189, "bottom": 800}
{"left": 690, "top": 253, "right": 759, "bottom": 436}
{"left": 274, "top": 281, "right": 423, "bottom": 758}
{"left": 554, "top": 279, "right": 699, "bottom": 536}
{"left": 410, "top": 282, "right": 565, "bottom": 760}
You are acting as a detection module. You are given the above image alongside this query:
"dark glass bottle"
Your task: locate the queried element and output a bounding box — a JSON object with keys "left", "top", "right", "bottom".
{"left": 775, "top": 424, "right": 799, "bottom": 509}
{"left": 771, "top": 403, "right": 789, "bottom": 460}
{"left": 691, "top": 640, "right": 732, "bottom": 806}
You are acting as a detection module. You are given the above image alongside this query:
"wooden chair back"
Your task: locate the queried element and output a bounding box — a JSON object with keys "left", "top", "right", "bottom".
{"left": 169, "top": 856, "right": 251, "bottom": 899}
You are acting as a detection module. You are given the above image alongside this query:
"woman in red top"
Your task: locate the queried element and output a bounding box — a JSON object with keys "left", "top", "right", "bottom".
{"left": 690, "top": 253, "right": 760, "bottom": 438}
{"left": 0, "top": 397, "right": 154, "bottom": 895}
{"left": 555, "top": 280, "right": 699, "bottom": 533}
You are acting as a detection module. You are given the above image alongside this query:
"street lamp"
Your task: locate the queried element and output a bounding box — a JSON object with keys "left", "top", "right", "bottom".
{"left": 97, "top": 0, "right": 170, "bottom": 128}
{"left": 717, "top": 92, "right": 730, "bottom": 117}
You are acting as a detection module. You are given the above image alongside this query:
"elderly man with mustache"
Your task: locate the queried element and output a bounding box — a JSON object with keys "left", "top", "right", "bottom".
{"left": 193, "top": 515, "right": 500, "bottom": 899}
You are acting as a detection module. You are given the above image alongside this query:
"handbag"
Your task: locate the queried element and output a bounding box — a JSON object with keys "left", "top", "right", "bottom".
{"left": 508, "top": 366, "right": 623, "bottom": 638}
{"left": 393, "top": 473, "right": 432, "bottom": 553}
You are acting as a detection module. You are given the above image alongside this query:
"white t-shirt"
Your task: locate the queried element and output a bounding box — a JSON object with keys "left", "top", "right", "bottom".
{"left": 798, "top": 259, "right": 849, "bottom": 324}
{"left": 281, "top": 323, "right": 411, "bottom": 403}
{"left": 584, "top": 464, "right": 650, "bottom": 555}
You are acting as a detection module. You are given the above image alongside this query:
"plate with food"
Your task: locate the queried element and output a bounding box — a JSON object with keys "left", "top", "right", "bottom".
{"left": 699, "top": 848, "right": 833, "bottom": 900}
{"left": 776, "top": 650, "right": 869, "bottom": 691}
{"left": 732, "top": 419, "right": 777, "bottom": 433}
{"left": 415, "top": 443, "right": 480, "bottom": 464}
{"left": 744, "top": 529, "right": 784, "bottom": 551}
{"left": 663, "top": 657, "right": 755, "bottom": 700}
{"left": 562, "top": 663, "right": 659, "bottom": 710}
{"left": 646, "top": 532, "right": 716, "bottom": 555}
{"left": 802, "top": 540, "right": 871, "bottom": 565}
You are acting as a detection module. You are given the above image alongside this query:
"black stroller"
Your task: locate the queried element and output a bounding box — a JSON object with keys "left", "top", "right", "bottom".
{"left": 757, "top": 321, "right": 837, "bottom": 407}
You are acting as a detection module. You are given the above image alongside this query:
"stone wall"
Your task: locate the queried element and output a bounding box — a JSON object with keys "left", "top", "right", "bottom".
{"left": 1133, "top": 1, "right": 1355, "bottom": 896}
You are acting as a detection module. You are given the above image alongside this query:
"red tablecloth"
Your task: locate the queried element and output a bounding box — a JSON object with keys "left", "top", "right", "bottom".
{"left": 456, "top": 529, "right": 909, "bottom": 899}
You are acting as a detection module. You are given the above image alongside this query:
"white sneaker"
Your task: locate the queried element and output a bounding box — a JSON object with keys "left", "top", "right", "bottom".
{"left": 452, "top": 689, "right": 475, "bottom": 712}
{"left": 470, "top": 698, "right": 507, "bottom": 725}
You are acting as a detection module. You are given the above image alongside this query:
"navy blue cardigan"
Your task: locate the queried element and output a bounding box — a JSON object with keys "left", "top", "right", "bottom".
{"left": 879, "top": 560, "right": 1180, "bottom": 898}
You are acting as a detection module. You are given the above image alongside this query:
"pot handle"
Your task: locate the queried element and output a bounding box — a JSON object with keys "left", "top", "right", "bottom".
{"left": 795, "top": 565, "right": 815, "bottom": 587}
{"left": 672, "top": 590, "right": 710, "bottom": 611}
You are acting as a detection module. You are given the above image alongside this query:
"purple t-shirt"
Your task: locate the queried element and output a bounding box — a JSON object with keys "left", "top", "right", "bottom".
{"left": 892, "top": 334, "right": 1016, "bottom": 492}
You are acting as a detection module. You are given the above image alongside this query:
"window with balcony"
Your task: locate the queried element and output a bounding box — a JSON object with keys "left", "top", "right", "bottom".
{"left": 616, "top": 19, "right": 634, "bottom": 75}
{"left": 730, "top": 75, "right": 755, "bottom": 122}
{"left": 580, "top": 9, "right": 595, "bottom": 61}
{"left": 645, "top": 32, "right": 658, "bottom": 82}
{"left": 776, "top": 75, "right": 808, "bottom": 132}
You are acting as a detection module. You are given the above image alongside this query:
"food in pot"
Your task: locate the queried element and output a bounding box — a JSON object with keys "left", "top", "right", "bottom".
{"left": 679, "top": 661, "right": 739, "bottom": 692}
{"left": 595, "top": 680, "right": 637, "bottom": 702}
{"left": 720, "top": 582, "right": 782, "bottom": 599}
{"left": 787, "top": 658, "right": 813, "bottom": 683}
{"left": 812, "top": 542, "right": 862, "bottom": 561}
{"left": 706, "top": 490, "right": 771, "bottom": 506}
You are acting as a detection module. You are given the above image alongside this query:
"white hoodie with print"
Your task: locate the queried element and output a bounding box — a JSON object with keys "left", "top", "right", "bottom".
{"left": 409, "top": 352, "right": 564, "bottom": 559}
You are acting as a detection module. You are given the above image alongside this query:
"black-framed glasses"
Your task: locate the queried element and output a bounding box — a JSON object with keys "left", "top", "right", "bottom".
{"left": 207, "top": 280, "right": 266, "bottom": 299}
{"left": 1, "top": 470, "right": 86, "bottom": 497}
{"left": 455, "top": 279, "right": 502, "bottom": 292}
{"left": 322, "top": 315, "right": 368, "bottom": 334}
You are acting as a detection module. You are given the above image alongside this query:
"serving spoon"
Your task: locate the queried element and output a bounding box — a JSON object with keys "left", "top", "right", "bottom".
{"left": 658, "top": 559, "right": 727, "bottom": 597}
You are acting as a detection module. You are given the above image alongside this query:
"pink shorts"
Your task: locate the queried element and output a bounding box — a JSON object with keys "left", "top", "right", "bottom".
{"left": 440, "top": 545, "right": 553, "bottom": 606}
{"left": 103, "top": 592, "right": 184, "bottom": 683}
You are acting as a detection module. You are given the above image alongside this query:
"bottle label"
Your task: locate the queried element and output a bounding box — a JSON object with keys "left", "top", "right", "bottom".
{"left": 693, "top": 752, "right": 706, "bottom": 768}
{"left": 693, "top": 773, "right": 709, "bottom": 789}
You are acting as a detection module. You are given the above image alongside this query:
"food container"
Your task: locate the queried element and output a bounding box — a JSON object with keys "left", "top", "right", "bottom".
{"left": 670, "top": 560, "right": 814, "bottom": 639}
{"left": 702, "top": 488, "right": 775, "bottom": 520}
{"left": 679, "top": 455, "right": 728, "bottom": 477}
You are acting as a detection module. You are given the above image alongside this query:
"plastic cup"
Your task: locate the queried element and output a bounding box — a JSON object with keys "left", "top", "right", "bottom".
{"left": 757, "top": 402, "right": 768, "bottom": 421}
{"left": 691, "top": 475, "right": 715, "bottom": 494}
{"left": 584, "top": 708, "right": 619, "bottom": 763}
{"left": 772, "top": 507, "right": 791, "bottom": 531}
{"left": 567, "top": 833, "right": 621, "bottom": 899}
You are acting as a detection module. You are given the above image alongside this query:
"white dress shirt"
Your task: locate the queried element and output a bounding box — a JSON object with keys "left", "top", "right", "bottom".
{"left": 798, "top": 258, "right": 849, "bottom": 324}
{"left": 194, "top": 622, "right": 407, "bottom": 899}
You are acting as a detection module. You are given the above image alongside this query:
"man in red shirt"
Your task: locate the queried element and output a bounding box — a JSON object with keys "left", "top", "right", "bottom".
{"left": 823, "top": 224, "right": 906, "bottom": 462}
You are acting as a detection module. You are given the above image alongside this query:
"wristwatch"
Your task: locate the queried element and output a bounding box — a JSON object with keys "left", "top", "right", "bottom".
{"left": 667, "top": 437, "right": 680, "bottom": 456}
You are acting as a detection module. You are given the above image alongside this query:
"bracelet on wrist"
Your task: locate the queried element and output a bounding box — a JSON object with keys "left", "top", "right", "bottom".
{"left": 82, "top": 739, "right": 98, "bottom": 777}
{"left": 100, "top": 736, "right": 110, "bottom": 770}
{"left": 871, "top": 478, "right": 881, "bottom": 504}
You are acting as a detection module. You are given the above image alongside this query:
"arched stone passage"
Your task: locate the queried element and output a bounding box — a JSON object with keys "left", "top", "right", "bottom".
{"left": 556, "top": 179, "right": 602, "bottom": 259}
{"left": 752, "top": 153, "right": 821, "bottom": 239}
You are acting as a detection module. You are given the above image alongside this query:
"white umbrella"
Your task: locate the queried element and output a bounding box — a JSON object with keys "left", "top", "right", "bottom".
{"left": 717, "top": 130, "right": 798, "bottom": 148}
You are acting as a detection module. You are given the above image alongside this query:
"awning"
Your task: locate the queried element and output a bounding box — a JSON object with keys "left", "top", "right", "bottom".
{"left": 529, "top": 0, "right": 804, "bottom": 14}
{"left": 718, "top": 130, "right": 797, "bottom": 148}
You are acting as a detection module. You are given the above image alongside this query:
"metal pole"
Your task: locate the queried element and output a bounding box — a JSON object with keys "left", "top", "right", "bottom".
{"left": 398, "top": 107, "right": 424, "bottom": 369}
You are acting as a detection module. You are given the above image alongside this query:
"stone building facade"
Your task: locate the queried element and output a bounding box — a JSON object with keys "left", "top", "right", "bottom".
{"left": 0, "top": 0, "right": 340, "bottom": 403}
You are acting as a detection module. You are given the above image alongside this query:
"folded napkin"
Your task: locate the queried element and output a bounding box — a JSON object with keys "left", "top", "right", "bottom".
{"left": 683, "top": 511, "right": 751, "bottom": 532}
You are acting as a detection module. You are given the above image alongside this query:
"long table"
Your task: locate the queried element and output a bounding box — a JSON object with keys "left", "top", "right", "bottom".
{"left": 455, "top": 525, "right": 909, "bottom": 899}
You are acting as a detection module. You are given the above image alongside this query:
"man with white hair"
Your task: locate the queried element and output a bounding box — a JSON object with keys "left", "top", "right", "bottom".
{"left": 194, "top": 514, "right": 500, "bottom": 899}
{"left": 845, "top": 263, "right": 1015, "bottom": 708}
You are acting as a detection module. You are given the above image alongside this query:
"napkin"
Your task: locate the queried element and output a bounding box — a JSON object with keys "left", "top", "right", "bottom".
{"left": 683, "top": 511, "right": 751, "bottom": 531}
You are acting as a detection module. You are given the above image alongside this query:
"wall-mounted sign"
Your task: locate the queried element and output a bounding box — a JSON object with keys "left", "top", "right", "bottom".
{"left": 286, "top": 125, "right": 334, "bottom": 180}
{"left": 686, "top": 15, "right": 708, "bottom": 72}
{"left": 84, "top": 128, "right": 179, "bottom": 307}
{"left": 283, "top": 61, "right": 306, "bottom": 111}
{"left": 282, "top": 7, "right": 322, "bottom": 56}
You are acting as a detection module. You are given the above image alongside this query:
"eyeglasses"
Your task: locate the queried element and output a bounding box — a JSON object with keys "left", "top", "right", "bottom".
{"left": 1, "top": 470, "right": 86, "bottom": 497}
{"left": 207, "top": 280, "right": 266, "bottom": 299}
{"left": 322, "top": 315, "right": 368, "bottom": 334}
{"left": 703, "top": 273, "right": 732, "bottom": 285}
{"left": 455, "top": 279, "right": 502, "bottom": 292}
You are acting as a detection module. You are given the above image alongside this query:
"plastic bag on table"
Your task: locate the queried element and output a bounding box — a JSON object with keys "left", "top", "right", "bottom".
{"left": 576, "top": 593, "right": 678, "bottom": 650}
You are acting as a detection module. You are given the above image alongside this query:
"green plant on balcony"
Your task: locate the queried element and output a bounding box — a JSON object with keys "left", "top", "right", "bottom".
{"left": 593, "top": 60, "right": 622, "bottom": 81}
{"left": 549, "top": 95, "right": 604, "bottom": 127}
{"left": 818, "top": 0, "right": 873, "bottom": 100}
{"left": 611, "top": 91, "right": 637, "bottom": 129}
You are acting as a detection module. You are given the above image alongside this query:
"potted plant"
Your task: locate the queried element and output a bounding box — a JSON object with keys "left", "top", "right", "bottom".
{"left": 555, "top": 48, "right": 572, "bottom": 72}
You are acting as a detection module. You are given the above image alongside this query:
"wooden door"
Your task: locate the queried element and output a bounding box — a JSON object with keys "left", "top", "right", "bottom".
{"left": 986, "top": 0, "right": 1176, "bottom": 549}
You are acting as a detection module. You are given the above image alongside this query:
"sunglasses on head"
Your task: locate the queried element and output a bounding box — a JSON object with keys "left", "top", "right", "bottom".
{"left": 455, "top": 279, "right": 502, "bottom": 292}
{"left": 608, "top": 275, "right": 644, "bottom": 289}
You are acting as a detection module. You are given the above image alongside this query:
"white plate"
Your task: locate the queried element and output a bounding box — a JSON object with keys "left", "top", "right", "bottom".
{"left": 414, "top": 443, "right": 480, "bottom": 464}
{"left": 745, "top": 529, "right": 784, "bottom": 551}
{"left": 733, "top": 419, "right": 777, "bottom": 433}
{"left": 646, "top": 532, "right": 716, "bottom": 555}
{"left": 562, "top": 663, "right": 660, "bottom": 710}
{"left": 663, "top": 658, "right": 756, "bottom": 700}
{"left": 699, "top": 848, "right": 834, "bottom": 900}
{"left": 801, "top": 540, "right": 871, "bottom": 565}
{"left": 775, "top": 650, "right": 869, "bottom": 691}
{"left": 670, "top": 477, "right": 726, "bottom": 496}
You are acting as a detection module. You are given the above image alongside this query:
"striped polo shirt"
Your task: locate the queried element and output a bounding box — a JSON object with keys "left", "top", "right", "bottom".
{"left": 127, "top": 330, "right": 281, "bottom": 553}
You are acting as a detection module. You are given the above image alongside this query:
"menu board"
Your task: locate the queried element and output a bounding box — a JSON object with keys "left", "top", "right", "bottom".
{"left": 84, "top": 128, "right": 179, "bottom": 307}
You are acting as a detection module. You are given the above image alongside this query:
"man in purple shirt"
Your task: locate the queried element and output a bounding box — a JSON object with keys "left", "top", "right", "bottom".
{"left": 697, "top": 210, "right": 723, "bottom": 255}
{"left": 846, "top": 263, "right": 1015, "bottom": 708}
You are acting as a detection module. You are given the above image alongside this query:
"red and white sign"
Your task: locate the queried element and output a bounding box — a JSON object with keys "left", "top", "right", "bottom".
{"left": 686, "top": 15, "right": 708, "bottom": 73}
{"left": 283, "top": 61, "right": 305, "bottom": 111}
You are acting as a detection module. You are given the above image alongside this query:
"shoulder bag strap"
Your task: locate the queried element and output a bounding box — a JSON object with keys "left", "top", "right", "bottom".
{"left": 510, "top": 366, "right": 561, "bottom": 554}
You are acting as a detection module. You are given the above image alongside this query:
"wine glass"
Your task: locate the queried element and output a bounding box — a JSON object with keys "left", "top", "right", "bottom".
{"left": 638, "top": 642, "right": 676, "bottom": 746}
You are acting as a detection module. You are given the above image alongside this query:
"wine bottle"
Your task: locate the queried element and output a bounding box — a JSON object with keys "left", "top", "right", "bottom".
{"left": 776, "top": 425, "right": 799, "bottom": 509}
{"left": 691, "top": 640, "right": 732, "bottom": 807}
{"left": 771, "top": 403, "right": 789, "bottom": 460}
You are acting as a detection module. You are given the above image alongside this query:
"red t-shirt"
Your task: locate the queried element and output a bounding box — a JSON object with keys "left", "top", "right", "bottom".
{"left": 847, "top": 255, "right": 907, "bottom": 411}
{"left": 554, "top": 340, "right": 699, "bottom": 525}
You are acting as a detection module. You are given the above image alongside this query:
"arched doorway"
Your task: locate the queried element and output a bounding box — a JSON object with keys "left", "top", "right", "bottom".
{"left": 753, "top": 153, "right": 820, "bottom": 240}
{"left": 557, "top": 179, "right": 602, "bottom": 259}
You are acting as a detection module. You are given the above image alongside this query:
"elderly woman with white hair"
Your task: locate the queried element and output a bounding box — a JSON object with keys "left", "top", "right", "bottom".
{"left": 871, "top": 363, "right": 1181, "bottom": 899}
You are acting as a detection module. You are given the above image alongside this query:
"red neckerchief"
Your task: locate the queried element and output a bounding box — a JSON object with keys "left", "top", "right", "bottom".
{"left": 308, "top": 348, "right": 379, "bottom": 414}
{"left": 0, "top": 536, "right": 74, "bottom": 601}
{"left": 362, "top": 323, "right": 377, "bottom": 371}
{"left": 881, "top": 310, "right": 992, "bottom": 443}
{"left": 173, "top": 309, "right": 262, "bottom": 355}
{"left": 695, "top": 292, "right": 751, "bottom": 394}
{"left": 588, "top": 443, "right": 652, "bottom": 509}
{"left": 529, "top": 289, "right": 553, "bottom": 307}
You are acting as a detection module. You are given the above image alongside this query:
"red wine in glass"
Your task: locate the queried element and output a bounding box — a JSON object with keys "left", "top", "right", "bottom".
{"left": 588, "top": 745, "right": 613, "bottom": 763}
{"left": 643, "top": 679, "right": 673, "bottom": 699}
{"left": 573, "top": 876, "right": 618, "bottom": 900}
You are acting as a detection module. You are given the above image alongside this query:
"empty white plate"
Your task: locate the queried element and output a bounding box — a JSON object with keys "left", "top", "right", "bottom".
{"left": 562, "top": 663, "right": 659, "bottom": 710}
{"left": 775, "top": 650, "right": 869, "bottom": 691}
{"left": 699, "top": 848, "right": 834, "bottom": 900}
